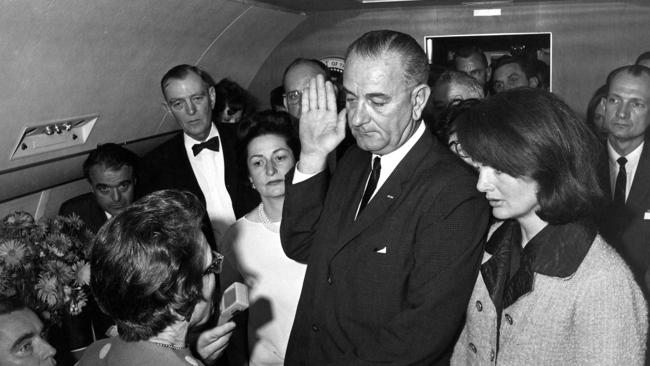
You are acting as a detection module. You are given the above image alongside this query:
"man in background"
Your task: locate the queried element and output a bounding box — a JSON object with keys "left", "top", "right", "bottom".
{"left": 428, "top": 70, "right": 485, "bottom": 125}
{"left": 452, "top": 45, "right": 491, "bottom": 91}
{"left": 139, "top": 64, "right": 258, "bottom": 249}
{"left": 59, "top": 143, "right": 138, "bottom": 233}
{"left": 491, "top": 55, "right": 539, "bottom": 94}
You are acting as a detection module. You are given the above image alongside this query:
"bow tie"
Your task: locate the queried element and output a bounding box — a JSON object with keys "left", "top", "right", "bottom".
{"left": 192, "top": 137, "right": 220, "bottom": 156}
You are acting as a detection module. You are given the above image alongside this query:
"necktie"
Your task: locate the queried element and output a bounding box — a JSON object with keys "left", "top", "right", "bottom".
{"left": 613, "top": 156, "right": 627, "bottom": 205}
{"left": 192, "top": 137, "right": 220, "bottom": 156}
{"left": 358, "top": 157, "right": 381, "bottom": 214}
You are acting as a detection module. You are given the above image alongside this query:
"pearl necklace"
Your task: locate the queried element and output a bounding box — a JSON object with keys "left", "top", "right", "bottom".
{"left": 148, "top": 341, "right": 187, "bottom": 350}
{"left": 258, "top": 203, "right": 280, "bottom": 233}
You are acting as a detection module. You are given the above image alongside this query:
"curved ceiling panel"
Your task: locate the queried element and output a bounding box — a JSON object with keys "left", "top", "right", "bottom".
{"left": 0, "top": 0, "right": 305, "bottom": 201}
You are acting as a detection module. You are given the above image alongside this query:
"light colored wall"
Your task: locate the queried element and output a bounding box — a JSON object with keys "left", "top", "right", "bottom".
{"left": 248, "top": 1, "right": 650, "bottom": 114}
{"left": 0, "top": 0, "right": 305, "bottom": 218}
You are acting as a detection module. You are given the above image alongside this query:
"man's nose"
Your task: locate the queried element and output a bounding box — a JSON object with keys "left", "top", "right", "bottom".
{"left": 349, "top": 103, "right": 369, "bottom": 126}
{"left": 617, "top": 102, "right": 631, "bottom": 119}
{"left": 35, "top": 337, "right": 56, "bottom": 360}
{"left": 185, "top": 100, "right": 197, "bottom": 115}
{"left": 110, "top": 188, "right": 122, "bottom": 202}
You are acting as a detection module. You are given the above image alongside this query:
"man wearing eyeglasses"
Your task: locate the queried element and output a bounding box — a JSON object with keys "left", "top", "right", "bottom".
{"left": 139, "top": 64, "right": 258, "bottom": 250}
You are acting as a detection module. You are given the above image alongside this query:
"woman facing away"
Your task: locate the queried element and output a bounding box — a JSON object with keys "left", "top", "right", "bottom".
{"left": 450, "top": 88, "right": 647, "bottom": 365}
{"left": 220, "top": 110, "right": 306, "bottom": 366}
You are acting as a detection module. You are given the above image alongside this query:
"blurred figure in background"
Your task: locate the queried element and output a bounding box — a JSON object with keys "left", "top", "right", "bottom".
{"left": 269, "top": 86, "right": 287, "bottom": 112}
{"left": 452, "top": 45, "right": 491, "bottom": 91}
{"left": 214, "top": 78, "right": 254, "bottom": 125}
{"left": 586, "top": 84, "right": 608, "bottom": 142}
{"left": 491, "top": 55, "right": 540, "bottom": 94}
{"left": 221, "top": 110, "right": 305, "bottom": 366}
{"left": 428, "top": 70, "right": 484, "bottom": 130}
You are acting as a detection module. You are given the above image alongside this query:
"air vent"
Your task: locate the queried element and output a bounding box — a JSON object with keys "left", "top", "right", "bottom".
{"left": 11, "top": 114, "right": 98, "bottom": 160}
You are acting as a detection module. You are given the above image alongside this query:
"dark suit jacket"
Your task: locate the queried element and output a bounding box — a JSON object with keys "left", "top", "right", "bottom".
{"left": 281, "top": 131, "right": 490, "bottom": 365}
{"left": 138, "top": 123, "right": 259, "bottom": 249}
{"left": 598, "top": 140, "right": 650, "bottom": 297}
{"left": 59, "top": 192, "right": 107, "bottom": 233}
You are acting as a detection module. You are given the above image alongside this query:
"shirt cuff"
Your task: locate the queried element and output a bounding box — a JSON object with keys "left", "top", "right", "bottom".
{"left": 292, "top": 161, "right": 323, "bottom": 184}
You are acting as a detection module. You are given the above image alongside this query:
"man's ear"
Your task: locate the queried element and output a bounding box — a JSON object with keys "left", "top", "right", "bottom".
{"left": 208, "top": 86, "right": 216, "bottom": 109}
{"left": 411, "top": 84, "right": 431, "bottom": 121}
{"left": 283, "top": 95, "right": 289, "bottom": 111}
{"left": 528, "top": 76, "right": 540, "bottom": 89}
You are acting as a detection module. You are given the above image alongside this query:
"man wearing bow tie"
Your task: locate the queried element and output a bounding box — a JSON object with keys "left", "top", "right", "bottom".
{"left": 139, "top": 64, "right": 258, "bottom": 250}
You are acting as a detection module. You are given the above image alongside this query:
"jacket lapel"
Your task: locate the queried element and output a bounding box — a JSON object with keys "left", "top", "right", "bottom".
{"left": 332, "top": 132, "right": 433, "bottom": 256}
{"left": 627, "top": 140, "right": 650, "bottom": 211}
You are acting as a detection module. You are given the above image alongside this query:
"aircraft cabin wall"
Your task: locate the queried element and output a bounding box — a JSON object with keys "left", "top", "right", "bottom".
{"left": 0, "top": 0, "right": 305, "bottom": 219}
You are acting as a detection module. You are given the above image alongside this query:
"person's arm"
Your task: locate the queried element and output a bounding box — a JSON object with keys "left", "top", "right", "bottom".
{"left": 573, "top": 252, "right": 648, "bottom": 366}
{"left": 331, "top": 173, "right": 489, "bottom": 365}
{"left": 280, "top": 75, "right": 346, "bottom": 263}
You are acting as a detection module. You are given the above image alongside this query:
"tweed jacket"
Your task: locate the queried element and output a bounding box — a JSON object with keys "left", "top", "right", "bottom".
{"left": 281, "top": 130, "right": 490, "bottom": 365}
{"left": 451, "top": 221, "right": 648, "bottom": 366}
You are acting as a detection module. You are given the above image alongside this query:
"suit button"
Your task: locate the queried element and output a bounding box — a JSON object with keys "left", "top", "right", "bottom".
{"left": 489, "top": 349, "right": 495, "bottom": 362}
{"left": 475, "top": 300, "right": 483, "bottom": 312}
{"left": 312, "top": 324, "right": 319, "bottom": 332}
{"left": 505, "top": 314, "right": 513, "bottom": 325}
{"left": 468, "top": 343, "right": 477, "bottom": 353}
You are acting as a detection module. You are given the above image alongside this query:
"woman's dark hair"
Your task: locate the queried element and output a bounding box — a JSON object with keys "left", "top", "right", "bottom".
{"left": 214, "top": 78, "right": 254, "bottom": 121}
{"left": 90, "top": 190, "right": 207, "bottom": 341}
{"left": 586, "top": 84, "right": 608, "bottom": 134}
{"left": 455, "top": 88, "right": 604, "bottom": 224}
{"left": 237, "top": 110, "right": 300, "bottom": 170}
{"left": 435, "top": 98, "right": 483, "bottom": 144}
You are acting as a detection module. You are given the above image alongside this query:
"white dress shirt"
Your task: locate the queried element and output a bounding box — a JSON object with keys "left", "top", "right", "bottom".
{"left": 608, "top": 140, "right": 644, "bottom": 201}
{"left": 293, "top": 121, "right": 427, "bottom": 217}
{"left": 184, "top": 124, "right": 236, "bottom": 243}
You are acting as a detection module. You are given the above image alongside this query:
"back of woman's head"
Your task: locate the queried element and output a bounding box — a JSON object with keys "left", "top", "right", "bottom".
{"left": 90, "top": 190, "right": 206, "bottom": 341}
{"left": 455, "top": 88, "right": 604, "bottom": 224}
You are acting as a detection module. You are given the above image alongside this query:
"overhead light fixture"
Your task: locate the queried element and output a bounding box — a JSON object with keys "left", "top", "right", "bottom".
{"left": 357, "top": 0, "right": 423, "bottom": 3}
{"left": 461, "top": 0, "right": 513, "bottom": 5}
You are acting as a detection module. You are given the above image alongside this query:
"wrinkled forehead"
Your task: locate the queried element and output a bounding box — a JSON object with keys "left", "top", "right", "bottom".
{"left": 0, "top": 309, "right": 42, "bottom": 345}
{"left": 163, "top": 72, "right": 210, "bottom": 98}
{"left": 284, "top": 63, "right": 326, "bottom": 91}
{"left": 609, "top": 71, "right": 650, "bottom": 97}
{"left": 343, "top": 51, "right": 407, "bottom": 87}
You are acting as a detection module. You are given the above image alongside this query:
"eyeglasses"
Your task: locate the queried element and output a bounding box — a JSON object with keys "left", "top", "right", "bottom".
{"left": 283, "top": 90, "right": 302, "bottom": 105}
{"left": 203, "top": 251, "right": 224, "bottom": 276}
{"left": 448, "top": 140, "right": 469, "bottom": 159}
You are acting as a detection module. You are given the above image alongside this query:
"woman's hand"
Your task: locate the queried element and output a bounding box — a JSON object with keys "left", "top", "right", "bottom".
{"left": 297, "top": 74, "right": 347, "bottom": 174}
{"left": 196, "top": 321, "right": 236, "bottom": 364}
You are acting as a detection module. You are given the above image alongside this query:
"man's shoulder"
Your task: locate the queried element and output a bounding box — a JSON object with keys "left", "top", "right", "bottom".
{"left": 59, "top": 192, "right": 97, "bottom": 213}
{"left": 142, "top": 132, "right": 184, "bottom": 163}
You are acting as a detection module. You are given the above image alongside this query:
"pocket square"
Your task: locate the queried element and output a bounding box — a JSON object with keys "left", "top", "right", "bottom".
{"left": 375, "top": 246, "right": 387, "bottom": 254}
{"left": 645, "top": 210, "right": 650, "bottom": 220}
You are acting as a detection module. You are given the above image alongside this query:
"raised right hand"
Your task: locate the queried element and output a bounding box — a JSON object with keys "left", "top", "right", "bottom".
{"left": 297, "top": 74, "right": 347, "bottom": 174}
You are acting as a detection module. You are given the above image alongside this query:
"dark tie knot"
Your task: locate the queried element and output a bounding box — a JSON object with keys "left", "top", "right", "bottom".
{"left": 192, "top": 137, "right": 220, "bottom": 156}
{"left": 617, "top": 156, "right": 627, "bottom": 168}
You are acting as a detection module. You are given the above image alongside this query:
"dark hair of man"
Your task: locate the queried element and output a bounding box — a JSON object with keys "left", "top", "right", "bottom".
{"left": 237, "top": 110, "right": 300, "bottom": 168}
{"left": 586, "top": 84, "right": 608, "bottom": 132}
{"left": 606, "top": 64, "right": 650, "bottom": 89}
{"left": 453, "top": 45, "right": 488, "bottom": 68}
{"left": 160, "top": 64, "right": 216, "bottom": 98}
{"left": 82, "top": 143, "right": 139, "bottom": 182}
{"left": 0, "top": 296, "right": 26, "bottom": 315}
{"left": 214, "top": 78, "right": 251, "bottom": 116}
{"left": 491, "top": 55, "right": 537, "bottom": 79}
{"left": 270, "top": 86, "right": 285, "bottom": 110}
{"left": 433, "top": 70, "right": 485, "bottom": 99}
{"left": 282, "top": 58, "right": 331, "bottom": 87}
{"left": 635, "top": 51, "right": 650, "bottom": 65}
{"left": 454, "top": 88, "right": 604, "bottom": 224}
{"left": 90, "top": 189, "right": 206, "bottom": 342}
{"left": 345, "top": 29, "right": 429, "bottom": 87}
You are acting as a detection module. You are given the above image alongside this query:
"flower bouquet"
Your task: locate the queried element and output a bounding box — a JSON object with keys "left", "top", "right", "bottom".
{"left": 0, "top": 211, "right": 93, "bottom": 328}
